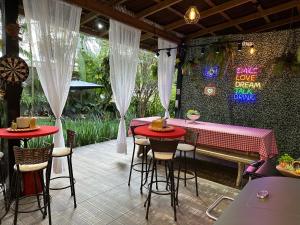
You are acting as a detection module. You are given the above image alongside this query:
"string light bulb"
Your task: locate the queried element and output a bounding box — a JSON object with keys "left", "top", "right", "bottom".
{"left": 201, "top": 47, "right": 205, "bottom": 55}
{"left": 238, "top": 41, "right": 242, "bottom": 51}
{"left": 250, "top": 45, "right": 255, "bottom": 54}
{"left": 184, "top": 6, "right": 200, "bottom": 24}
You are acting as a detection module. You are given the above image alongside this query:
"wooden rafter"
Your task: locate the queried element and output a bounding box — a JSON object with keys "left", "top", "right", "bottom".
{"left": 248, "top": 15, "right": 300, "bottom": 33}
{"left": 80, "top": 0, "right": 127, "bottom": 25}
{"left": 165, "top": 0, "right": 252, "bottom": 31}
{"left": 203, "top": 0, "right": 243, "bottom": 31}
{"left": 136, "top": 0, "right": 182, "bottom": 19}
{"left": 187, "top": 0, "right": 300, "bottom": 39}
{"left": 251, "top": 0, "right": 271, "bottom": 23}
{"left": 66, "top": 0, "right": 181, "bottom": 43}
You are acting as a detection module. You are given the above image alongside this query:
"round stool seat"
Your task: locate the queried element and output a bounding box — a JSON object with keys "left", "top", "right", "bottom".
{"left": 135, "top": 138, "right": 150, "bottom": 146}
{"left": 154, "top": 152, "right": 175, "bottom": 161}
{"left": 0, "top": 151, "right": 4, "bottom": 159}
{"left": 14, "top": 162, "right": 48, "bottom": 172}
{"left": 177, "top": 143, "right": 194, "bottom": 152}
{"left": 52, "top": 147, "right": 72, "bottom": 157}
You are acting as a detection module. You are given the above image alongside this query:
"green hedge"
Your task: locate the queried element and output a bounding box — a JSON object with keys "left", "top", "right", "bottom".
{"left": 28, "top": 117, "right": 119, "bottom": 148}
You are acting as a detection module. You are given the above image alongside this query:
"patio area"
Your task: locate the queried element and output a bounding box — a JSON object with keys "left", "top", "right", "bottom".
{"left": 1, "top": 138, "right": 238, "bottom": 225}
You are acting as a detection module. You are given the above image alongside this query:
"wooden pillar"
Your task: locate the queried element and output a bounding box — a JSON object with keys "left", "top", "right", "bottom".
{"left": 1, "top": 0, "right": 22, "bottom": 192}
{"left": 175, "top": 44, "right": 186, "bottom": 118}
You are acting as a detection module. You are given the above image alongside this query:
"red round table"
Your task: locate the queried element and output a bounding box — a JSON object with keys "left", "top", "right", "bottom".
{"left": 134, "top": 125, "right": 186, "bottom": 138}
{"left": 0, "top": 125, "right": 58, "bottom": 140}
{"left": 0, "top": 125, "right": 59, "bottom": 195}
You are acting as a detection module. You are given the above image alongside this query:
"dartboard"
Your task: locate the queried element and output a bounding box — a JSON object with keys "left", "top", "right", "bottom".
{"left": 0, "top": 55, "right": 29, "bottom": 83}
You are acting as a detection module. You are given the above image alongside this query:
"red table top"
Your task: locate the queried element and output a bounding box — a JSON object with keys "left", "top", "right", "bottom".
{"left": 134, "top": 125, "right": 186, "bottom": 139}
{"left": 0, "top": 125, "right": 59, "bottom": 139}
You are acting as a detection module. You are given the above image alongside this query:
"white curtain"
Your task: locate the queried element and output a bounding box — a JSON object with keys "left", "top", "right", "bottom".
{"left": 109, "top": 19, "right": 141, "bottom": 154}
{"left": 23, "top": 0, "right": 81, "bottom": 173}
{"left": 158, "top": 38, "right": 177, "bottom": 118}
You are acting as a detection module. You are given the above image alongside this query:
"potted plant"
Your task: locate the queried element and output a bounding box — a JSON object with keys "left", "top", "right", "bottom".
{"left": 278, "top": 153, "right": 294, "bottom": 168}
{"left": 186, "top": 109, "right": 200, "bottom": 123}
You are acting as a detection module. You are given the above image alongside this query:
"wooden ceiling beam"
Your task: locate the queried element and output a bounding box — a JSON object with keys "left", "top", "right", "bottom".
{"left": 247, "top": 15, "right": 300, "bottom": 33}
{"left": 187, "top": 0, "right": 300, "bottom": 39}
{"left": 165, "top": 0, "right": 252, "bottom": 31}
{"left": 65, "top": 0, "right": 181, "bottom": 43}
{"left": 203, "top": 0, "right": 243, "bottom": 31}
{"left": 251, "top": 0, "right": 271, "bottom": 23}
{"left": 136, "top": 0, "right": 182, "bottom": 19}
{"left": 81, "top": 12, "right": 98, "bottom": 25}
{"left": 80, "top": 0, "right": 127, "bottom": 25}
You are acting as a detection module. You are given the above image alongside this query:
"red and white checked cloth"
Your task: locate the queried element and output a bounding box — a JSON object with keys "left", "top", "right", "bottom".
{"left": 130, "top": 117, "right": 278, "bottom": 159}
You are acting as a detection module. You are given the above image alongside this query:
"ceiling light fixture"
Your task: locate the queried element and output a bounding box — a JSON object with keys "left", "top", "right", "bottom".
{"left": 96, "top": 21, "right": 104, "bottom": 30}
{"left": 250, "top": 45, "right": 255, "bottom": 54}
{"left": 201, "top": 47, "right": 205, "bottom": 55}
{"left": 238, "top": 41, "right": 242, "bottom": 51}
{"left": 184, "top": 6, "right": 200, "bottom": 24}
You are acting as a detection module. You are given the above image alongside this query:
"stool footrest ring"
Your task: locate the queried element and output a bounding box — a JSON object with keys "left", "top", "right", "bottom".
{"left": 49, "top": 176, "right": 76, "bottom": 190}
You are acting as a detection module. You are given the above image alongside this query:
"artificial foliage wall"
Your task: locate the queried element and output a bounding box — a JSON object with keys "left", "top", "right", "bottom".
{"left": 180, "top": 29, "right": 300, "bottom": 158}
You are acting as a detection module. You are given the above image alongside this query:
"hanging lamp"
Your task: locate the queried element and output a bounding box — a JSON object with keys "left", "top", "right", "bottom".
{"left": 184, "top": 6, "right": 200, "bottom": 24}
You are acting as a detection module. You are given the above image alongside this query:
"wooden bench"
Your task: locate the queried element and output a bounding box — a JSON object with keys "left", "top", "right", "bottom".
{"left": 196, "top": 146, "right": 259, "bottom": 187}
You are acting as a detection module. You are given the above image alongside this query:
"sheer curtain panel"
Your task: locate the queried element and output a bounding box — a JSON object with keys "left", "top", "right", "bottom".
{"left": 109, "top": 19, "right": 141, "bottom": 154}
{"left": 23, "top": 0, "right": 81, "bottom": 173}
{"left": 157, "top": 38, "right": 177, "bottom": 118}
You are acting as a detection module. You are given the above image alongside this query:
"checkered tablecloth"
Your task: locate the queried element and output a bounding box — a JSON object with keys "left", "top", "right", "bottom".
{"left": 130, "top": 117, "right": 278, "bottom": 159}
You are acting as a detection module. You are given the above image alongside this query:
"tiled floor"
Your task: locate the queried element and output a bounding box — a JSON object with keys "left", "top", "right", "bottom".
{"left": 1, "top": 138, "right": 239, "bottom": 225}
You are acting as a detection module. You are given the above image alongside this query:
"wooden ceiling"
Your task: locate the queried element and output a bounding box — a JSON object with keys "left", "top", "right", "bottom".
{"left": 28, "top": 0, "right": 300, "bottom": 50}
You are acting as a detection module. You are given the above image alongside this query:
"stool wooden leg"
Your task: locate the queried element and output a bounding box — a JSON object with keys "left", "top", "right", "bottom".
{"left": 146, "top": 160, "right": 156, "bottom": 220}
{"left": 140, "top": 146, "right": 145, "bottom": 194}
{"left": 184, "top": 151, "right": 187, "bottom": 187}
{"left": 194, "top": 150, "right": 199, "bottom": 196}
{"left": 176, "top": 151, "right": 182, "bottom": 205}
{"left": 170, "top": 161, "right": 177, "bottom": 221}
{"left": 69, "top": 156, "right": 77, "bottom": 208}
{"left": 13, "top": 171, "right": 20, "bottom": 225}
{"left": 128, "top": 143, "right": 136, "bottom": 186}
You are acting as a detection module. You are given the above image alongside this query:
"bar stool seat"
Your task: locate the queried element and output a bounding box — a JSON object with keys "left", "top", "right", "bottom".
{"left": 177, "top": 143, "right": 194, "bottom": 152}
{"left": 14, "top": 162, "right": 48, "bottom": 172}
{"left": 52, "top": 147, "right": 72, "bottom": 157}
{"left": 154, "top": 152, "right": 175, "bottom": 161}
{"left": 0, "top": 151, "right": 4, "bottom": 159}
{"left": 135, "top": 138, "right": 150, "bottom": 146}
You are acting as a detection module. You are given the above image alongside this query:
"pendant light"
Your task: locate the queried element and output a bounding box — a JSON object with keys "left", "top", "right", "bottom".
{"left": 184, "top": 6, "right": 200, "bottom": 24}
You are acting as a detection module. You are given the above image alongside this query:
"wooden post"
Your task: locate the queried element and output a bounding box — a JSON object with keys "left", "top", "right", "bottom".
{"left": 1, "top": 0, "right": 22, "bottom": 193}
{"left": 175, "top": 44, "right": 186, "bottom": 118}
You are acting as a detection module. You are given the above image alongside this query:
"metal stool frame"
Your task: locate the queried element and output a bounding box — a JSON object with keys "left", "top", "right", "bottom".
{"left": 49, "top": 130, "right": 77, "bottom": 208}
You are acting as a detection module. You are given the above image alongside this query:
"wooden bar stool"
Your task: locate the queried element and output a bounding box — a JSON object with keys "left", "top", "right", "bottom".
{"left": 12, "top": 144, "right": 54, "bottom": 225}
{"left": 128, "top": 125, "right": 152, "bottom": 194}
{"left": 50, "top": 130, "right": 76, "bottom": 208}
{"left": 176, "top": 129, "right": 199, "bottom": 199}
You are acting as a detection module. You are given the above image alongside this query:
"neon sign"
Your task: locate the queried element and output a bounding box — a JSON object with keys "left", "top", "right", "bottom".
{"left": 203, "top": 65, "right": 219, "bottom": 79}
{"left": 233, "top": 66, "right": 261, "bottom": 103}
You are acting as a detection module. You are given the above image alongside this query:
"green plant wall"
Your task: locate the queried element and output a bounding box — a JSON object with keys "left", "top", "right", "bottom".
{"left": 181, "top": 29, "right": 300, "bottom": 158}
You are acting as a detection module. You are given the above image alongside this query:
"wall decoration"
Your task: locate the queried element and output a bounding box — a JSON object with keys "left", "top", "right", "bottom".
{"left": 233, "top": 66, "right": 261, "bottom": 103}
{"left": 203, "top": 65, "right": 219, "bottom": 79}
{"left": 0, "top": 55, "right": 29, "bottom": 84}
{"left": 181, "top": 29, "right": 300, "bottom": 158}
{"left": 204, "top": 83, "right": 216, "bottom": 96}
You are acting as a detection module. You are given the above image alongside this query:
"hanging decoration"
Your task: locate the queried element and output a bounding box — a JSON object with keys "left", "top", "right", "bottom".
{"left": 204, "top": 83, "right": 216, "bottom": 96}
{"left": 203, "top": 65, "right": 219, "bottom": 79}
{"left": 233, "top": 66, "right": 261, "bottom": 103}
{"left": 184, "top": 6, "right": 200, "bottom": 24}
{"left": 0, "top": 55, "right": 29, "bottom": 84}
